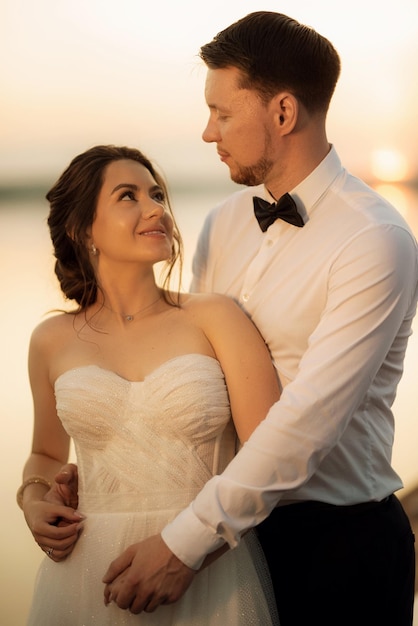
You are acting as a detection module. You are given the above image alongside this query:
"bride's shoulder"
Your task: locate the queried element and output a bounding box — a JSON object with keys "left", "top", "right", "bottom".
{"left": 30, "top": 312, "right": 76, "bottom": 346}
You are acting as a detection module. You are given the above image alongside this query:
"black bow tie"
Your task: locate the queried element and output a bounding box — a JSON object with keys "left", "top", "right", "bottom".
{"left": 253, "top": 193, "right": 304, "bottom": 232}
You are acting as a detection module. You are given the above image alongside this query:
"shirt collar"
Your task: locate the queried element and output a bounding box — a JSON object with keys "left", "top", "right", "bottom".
{"left": 290, "top": 145, "right": 343, "bottom": 219}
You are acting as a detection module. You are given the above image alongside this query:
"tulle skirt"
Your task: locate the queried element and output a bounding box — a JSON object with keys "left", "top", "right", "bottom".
{"left": 27, "top": 508, "right": 279, "bottom": 625}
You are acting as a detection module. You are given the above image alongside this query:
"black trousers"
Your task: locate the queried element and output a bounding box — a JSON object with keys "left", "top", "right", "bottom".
{"left": 256, "top": 495, "right": 415, "bottom": 626}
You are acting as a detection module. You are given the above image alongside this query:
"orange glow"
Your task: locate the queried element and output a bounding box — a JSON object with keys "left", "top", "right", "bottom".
{"left": 371, "top": 149, "right": 409, "bottom": 183}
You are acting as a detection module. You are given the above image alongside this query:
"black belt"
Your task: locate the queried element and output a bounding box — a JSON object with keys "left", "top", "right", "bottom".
{"left": 272, "top": 495, "right": 392, "bottom": 518}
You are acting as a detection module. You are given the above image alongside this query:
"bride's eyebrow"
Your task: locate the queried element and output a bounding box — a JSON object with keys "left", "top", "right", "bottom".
{"left": 111, "top": 183, "right": 138, "bottom": 195}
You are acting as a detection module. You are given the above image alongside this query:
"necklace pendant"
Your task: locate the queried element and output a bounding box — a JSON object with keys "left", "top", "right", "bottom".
{"left": 125, "top": 315, "right": 134, "bottom": 321}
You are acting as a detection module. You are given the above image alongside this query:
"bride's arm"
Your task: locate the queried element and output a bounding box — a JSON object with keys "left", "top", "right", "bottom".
{"left": 18, "top": 320, "right": 84, "bottom": 561}
{"left": 198, "top": 294, "right": 281, "bottom": 444}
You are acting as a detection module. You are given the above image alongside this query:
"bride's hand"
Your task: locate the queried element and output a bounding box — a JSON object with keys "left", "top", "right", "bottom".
{"left": 24, "top": 499, "right": 85, "bottom": 562}
{"left": 44, "top": 463, "right": 79, "bottom": 510}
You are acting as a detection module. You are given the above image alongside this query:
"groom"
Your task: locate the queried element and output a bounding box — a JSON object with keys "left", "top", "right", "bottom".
{"left": 51, "top": 11, "right": 417, "bottom": 626}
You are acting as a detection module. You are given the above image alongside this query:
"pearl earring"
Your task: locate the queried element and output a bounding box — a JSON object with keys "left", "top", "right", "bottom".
{"left": 91, "top": 243, "right": 97, "bottom": 255}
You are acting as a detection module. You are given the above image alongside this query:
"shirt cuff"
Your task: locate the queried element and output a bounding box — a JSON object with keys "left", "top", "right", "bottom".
{"left": 161, "top": 503, "right": 225, "bottom": 570}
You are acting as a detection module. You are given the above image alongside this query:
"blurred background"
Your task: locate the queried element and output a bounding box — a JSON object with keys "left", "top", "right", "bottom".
{"left": 1, "top": 0, "right": 417, "bottom": 623}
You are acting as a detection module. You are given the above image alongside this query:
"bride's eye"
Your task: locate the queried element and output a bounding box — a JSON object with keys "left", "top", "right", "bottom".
{"left": 119, "top": 190, "right": 136, "bottom": 201}
{"left": 152, "top": 189, "right": 165, "bottom": 203}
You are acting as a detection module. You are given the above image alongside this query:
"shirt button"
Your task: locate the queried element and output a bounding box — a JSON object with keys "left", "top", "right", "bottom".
{"left": 242, "top": 293, "right": 250, "bottom": 302}
{"left": 266, "top": 239, "right": 273, "bottom": 247}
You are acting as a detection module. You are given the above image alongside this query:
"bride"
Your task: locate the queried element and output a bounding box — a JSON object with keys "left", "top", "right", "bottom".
{"left": 17, "top": 145, "right": 280, "bottom": 625}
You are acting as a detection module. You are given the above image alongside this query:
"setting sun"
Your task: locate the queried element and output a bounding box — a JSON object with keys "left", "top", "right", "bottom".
{"left": 371, "top": 149, "right": 410, "bottom": 183}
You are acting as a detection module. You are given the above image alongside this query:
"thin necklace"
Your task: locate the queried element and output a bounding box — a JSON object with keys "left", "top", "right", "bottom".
{"left": 102, "top": 294, "right": 162, "bottom": 322}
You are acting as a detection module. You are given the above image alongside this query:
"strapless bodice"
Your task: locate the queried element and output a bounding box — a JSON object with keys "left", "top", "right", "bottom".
{"left": 54, "top": 354, "right": 235, "bottom": 512}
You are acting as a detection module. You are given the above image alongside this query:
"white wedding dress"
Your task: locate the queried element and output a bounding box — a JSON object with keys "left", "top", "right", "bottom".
{"left": 27, "top": 354, "right": 278, "bottom": 625}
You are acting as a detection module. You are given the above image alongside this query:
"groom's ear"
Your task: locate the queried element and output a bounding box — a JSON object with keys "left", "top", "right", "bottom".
{"left": 271, "top": 92, "right": 299, "bottom": 136}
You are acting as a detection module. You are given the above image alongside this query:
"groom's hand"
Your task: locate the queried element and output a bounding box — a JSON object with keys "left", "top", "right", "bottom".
{"left": 102, "top": 534, "right": 196, "bottom": 614}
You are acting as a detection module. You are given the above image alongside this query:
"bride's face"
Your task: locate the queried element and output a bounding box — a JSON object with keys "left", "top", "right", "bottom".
{"left": 90, "top": 159, "right": 174, "bottom": 267}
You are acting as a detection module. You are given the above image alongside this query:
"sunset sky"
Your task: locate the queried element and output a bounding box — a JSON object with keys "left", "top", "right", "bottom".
{"left": 2, "top": 0, "right": 418, "bottom": 186}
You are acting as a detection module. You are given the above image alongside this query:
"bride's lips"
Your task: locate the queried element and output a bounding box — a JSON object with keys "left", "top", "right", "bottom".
{"left": 138, "top": 227, "right": 167, "bottom": 237}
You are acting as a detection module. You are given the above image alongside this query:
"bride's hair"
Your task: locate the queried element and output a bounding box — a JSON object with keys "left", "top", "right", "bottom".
{"left": 46, "top": 145, "right": 183, "bottom": 311}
